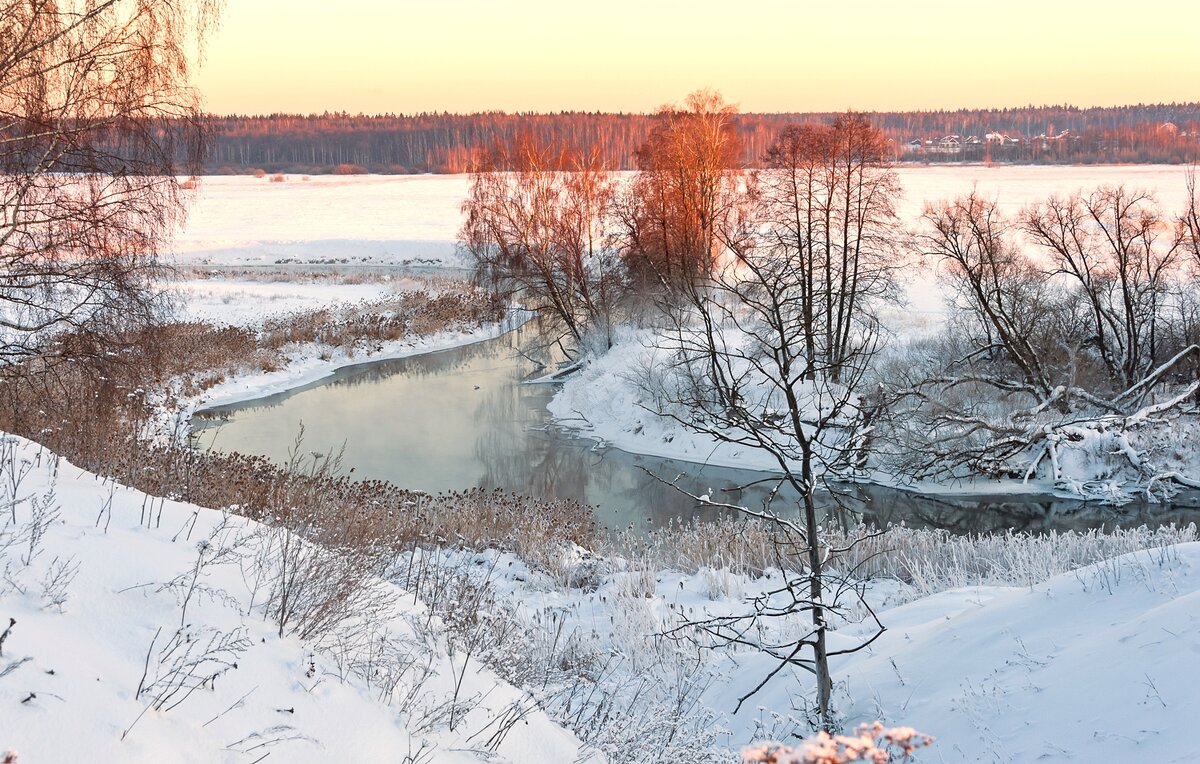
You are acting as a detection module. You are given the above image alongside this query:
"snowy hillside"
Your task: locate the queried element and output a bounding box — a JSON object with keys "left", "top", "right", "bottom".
{"left": 0, "top": 435, "right": 591, "bottom": 763}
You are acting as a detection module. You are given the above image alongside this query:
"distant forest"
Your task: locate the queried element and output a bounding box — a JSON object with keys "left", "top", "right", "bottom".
{"left": 195, "top": 104, "right": 1200, "bottom": 174}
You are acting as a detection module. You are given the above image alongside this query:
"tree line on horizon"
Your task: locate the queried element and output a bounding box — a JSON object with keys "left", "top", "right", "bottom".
{"left": 193, "top": 103, "right": 1200, "bottom": 174}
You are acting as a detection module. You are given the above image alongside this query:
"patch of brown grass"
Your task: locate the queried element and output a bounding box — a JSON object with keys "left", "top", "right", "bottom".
{"left": 0, "top": 286, "right": 593, "bottom": 560}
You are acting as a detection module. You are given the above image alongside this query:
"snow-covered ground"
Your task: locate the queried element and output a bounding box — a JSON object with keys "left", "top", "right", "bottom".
{"left": 548, "top": 326, "right": 786, "bottom": 473}
{"left": 173, "top": 174, "right": 470, "bottom": 267}
{"left": 421, "top": 528, "right": 1200, "bottom": 762}
{"left": 172, "top": 277, "right": 403, "bottom": 326}
{"left": 548, "top": 324, "right": 1200, "bottom": 501}
{"left": 0, "top": 434, "right": 591, "bottom": 763}
{"left": 6, "top": 425, "right": 1198, "bottom": 762}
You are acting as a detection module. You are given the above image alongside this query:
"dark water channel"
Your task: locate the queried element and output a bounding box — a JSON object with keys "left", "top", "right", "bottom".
{"left": 192, "top": 323, "right": 1200, "bottom": 535}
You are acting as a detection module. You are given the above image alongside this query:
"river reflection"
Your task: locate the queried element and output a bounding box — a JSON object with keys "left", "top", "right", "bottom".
{"left": 193, "top": 324, "right": 1199, "bottom": 535}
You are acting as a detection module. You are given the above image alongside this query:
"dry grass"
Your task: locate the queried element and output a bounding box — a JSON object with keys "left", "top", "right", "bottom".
{"left": 613, "top": 515, "right": 1198, "bottom": 596}
{"left": 0, "top": 286, "right": 596, "bottom": 560}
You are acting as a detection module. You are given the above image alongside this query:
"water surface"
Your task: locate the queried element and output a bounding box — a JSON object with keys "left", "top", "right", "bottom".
{"left": 193, "top": 324, "right": 1200, "bottom": 534}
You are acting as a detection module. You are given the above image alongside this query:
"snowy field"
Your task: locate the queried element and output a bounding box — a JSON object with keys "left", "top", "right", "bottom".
{"left": 173, "top": 174, "right": 471, "bottom": 267}
{"left": 171, "top": 278, "right": 403, "bottom": 325}
{"left": 481, "top": 533, "right": 1200, "bottom": 763}
{"left": 172, "top": 166, "right": 1194, "bottom": 274}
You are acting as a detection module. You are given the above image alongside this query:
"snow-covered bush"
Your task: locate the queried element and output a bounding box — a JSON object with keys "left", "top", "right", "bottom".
{"left": 744, "top": 723, "right": 933, "bottom": 763}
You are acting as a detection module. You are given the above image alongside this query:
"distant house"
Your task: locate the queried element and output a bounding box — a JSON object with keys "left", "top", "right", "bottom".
{"left": 1158, "top": 122, "right": 1179, "bottom": 136}
{"left": 935, "top": 135, "right": 961, "bottom": 152}
{"left": 985, "top": 132, "right": 1006, "bottom": 144}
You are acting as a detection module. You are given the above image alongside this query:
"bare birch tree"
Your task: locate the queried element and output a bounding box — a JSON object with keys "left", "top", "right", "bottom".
{"left": 0, "top": 0, "right": 219, "bottom": 369}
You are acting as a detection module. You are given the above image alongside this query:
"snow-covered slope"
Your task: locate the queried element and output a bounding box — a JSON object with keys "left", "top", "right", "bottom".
{"left": 473, "top": 535, "right": 1200, "bottom": 762}
{"left": 826, "top": 543, "right": 1200, "bottom": 761}
{"left": 0, "top": 435, "right": 591, "bottom": 763}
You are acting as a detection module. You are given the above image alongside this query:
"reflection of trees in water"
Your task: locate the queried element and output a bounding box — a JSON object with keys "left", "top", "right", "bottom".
{"left": 330, "top": 331, "right": 508, "bottom": 387}
{"left": 849, "top": 484, "right": 1200, "bottom": 534}
{"left": 195, "top": 319, "right": 1200, "bottom": 537}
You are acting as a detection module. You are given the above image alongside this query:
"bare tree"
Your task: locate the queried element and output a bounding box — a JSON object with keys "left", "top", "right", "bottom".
{"left": 1175, "top": 166, "right": 1200, "bottom": 372}
{"left": 1179, "top": 165, "right": 1200, "bottom": 269}
{"left": 756, "top": 114, "right": 902, "bottom": 381}
{"left": 0, "top": 0, "right": 218, "bottom": 369}
{"left": 1022, "top": 186, "right": 1181, "bottom": 390}
{"left": 644, "top": 173, "right": 887, "bottom": 730}
{"left": 620, "top": 89, "right": 743, "bottom": 294}
{"left": 900, "top": 185, "right": 1200, "bottom": 495}
{"left": 460, "top": 133, "right": 625, "bottom": 352}
{"left": 918, "top": 193, "right": 1067, "bottom": 406}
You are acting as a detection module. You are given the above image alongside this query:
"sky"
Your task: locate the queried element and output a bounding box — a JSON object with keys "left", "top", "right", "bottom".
{"left": 193, "top": 0, "right": 1200, "bottom": 115}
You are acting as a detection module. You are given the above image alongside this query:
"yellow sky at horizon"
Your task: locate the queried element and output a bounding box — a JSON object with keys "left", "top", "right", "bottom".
{"left": 193, "top": 0, "right": 1199, "bottom": 115}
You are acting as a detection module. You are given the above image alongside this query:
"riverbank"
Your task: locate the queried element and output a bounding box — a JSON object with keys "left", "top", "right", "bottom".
{"left": 150, "top": 276, "right": 518, "bottom": 443}
{"left": 548, "top": 327, "right": 1200, "bottom": 505}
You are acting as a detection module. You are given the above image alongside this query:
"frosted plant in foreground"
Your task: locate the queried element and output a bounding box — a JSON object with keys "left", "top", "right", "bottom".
{"left": 744, "top": 722, "right": 933, "bottom": 763}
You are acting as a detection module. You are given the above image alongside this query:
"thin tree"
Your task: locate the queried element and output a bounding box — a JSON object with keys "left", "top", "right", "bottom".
{"left": 645, "top": 174, "right": 886, "bottom": 731}
{"left": 756, "top": 114, "right": 901, "bottom": 381}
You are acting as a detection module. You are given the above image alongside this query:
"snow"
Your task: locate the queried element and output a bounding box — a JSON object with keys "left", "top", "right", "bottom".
{"left": 173, "top": 174, "right": 470, "bottom": 267}
{"left": 171, "top": 277, "right": 404, "bottom": 326}
{"left": 0, "top": 434, "right": 593, "bottom": 763}
{"left": 822, "top": 545, "right": 1200, "bottom": 762}
{"left": 433, "top": 533, "right": 1200, "bottom": 762}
